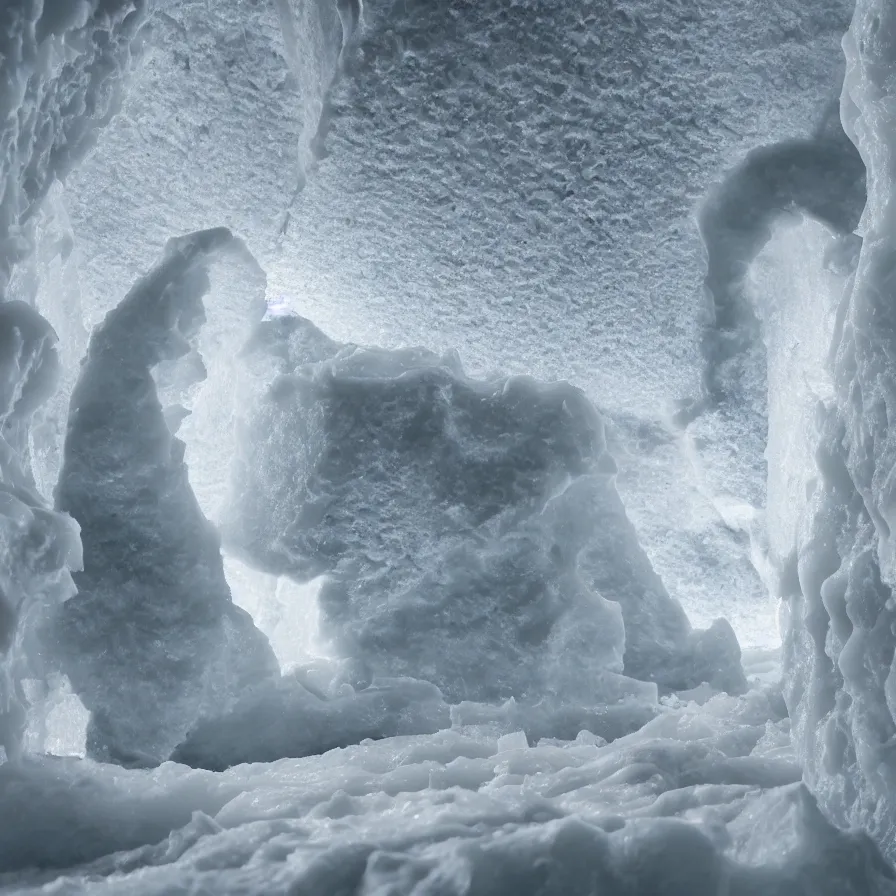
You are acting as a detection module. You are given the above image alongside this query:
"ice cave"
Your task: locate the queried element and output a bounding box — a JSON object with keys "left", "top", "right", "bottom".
{"left": 4, "top": 0, "right": 896, "bottom": 892}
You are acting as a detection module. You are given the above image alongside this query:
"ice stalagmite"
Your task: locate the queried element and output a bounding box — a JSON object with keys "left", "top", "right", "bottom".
{"left": 52, "top": 228, "right": 277, "bottom": 766}
{"left": 783, "top": 0, "right": 896, "bottom": 860}
{"left": 225, "top": 315, "right": 745, "bottom": 705}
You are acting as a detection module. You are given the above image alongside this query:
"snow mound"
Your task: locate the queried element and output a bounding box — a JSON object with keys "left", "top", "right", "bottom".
{"left": 49, "top": 228, "right": 278, "bottom": 766}
{"left": 224, "top": 315, "right": 745, "bottom": 703}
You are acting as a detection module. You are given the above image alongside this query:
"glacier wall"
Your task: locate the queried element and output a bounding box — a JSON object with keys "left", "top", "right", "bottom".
{"left": 781, "top": 0, "right": 896, "bottom": 860}
{"left": 0, "top": 0, "right": 154, "bottom": 762}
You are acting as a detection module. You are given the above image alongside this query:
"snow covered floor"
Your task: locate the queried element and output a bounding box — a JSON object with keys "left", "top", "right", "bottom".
{"left": 1, "top": 659, "right": 893, "bottom": 895}
{"left": 3, "top": 0, "right": 892, "bottom": 891}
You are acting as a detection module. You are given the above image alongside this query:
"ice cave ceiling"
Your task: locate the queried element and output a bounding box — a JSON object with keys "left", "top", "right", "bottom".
{"left": 3, "top": 0, "right": 896, "bottom": 893}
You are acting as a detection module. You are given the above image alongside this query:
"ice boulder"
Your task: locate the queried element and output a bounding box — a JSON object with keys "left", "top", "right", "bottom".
{"left": 224, "top": 315, "right": 745, "bottom": 705}
{"left": 0, "top": 301, "right": 81, "bottom": 763}
{"left": 51, "top": 228, "right": 278, "bottom": 766}
{"left": 782, "top": 0, "right": 896, "bottom": 861}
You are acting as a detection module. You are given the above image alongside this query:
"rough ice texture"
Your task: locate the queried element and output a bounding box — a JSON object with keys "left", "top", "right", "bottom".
{"left": 781, "top": 0, "right": 896, "bottom": 861}
{"left": 0, "top": 301, "right": 81, "bottom": 762}
{"left": 683, "top": 110, "right": 865, "bottom": 560}
{"left": 2, "top": 682, "right": 894, "bottom": 894}
{"left": 48, "top": 0, "right": 857, "bottom": 649}
{"left": 171, "top": 674, "right": 451, "bottom": 771}
{"left": 0, "top": 1, "right": 149, "bottom": 296}
{"left": 50, "top": 228, "right": 277, "bottom": 766}
{"left": 225, "top": 316, "right": 745, "bottom": 703}
{"left": 171, "top": 662, "right": 664, "bottom": 772}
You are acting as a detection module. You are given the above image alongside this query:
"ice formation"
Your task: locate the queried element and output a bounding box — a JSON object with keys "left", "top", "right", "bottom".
{"left": 50, "top": 229, "right": 278, "bottom": 765}
{"left": 776, "top": 0, "right": 896, "bottom": 862}
{"left": 224, "top": 315, "right": 745, "bottom": 703}
{"left": 0, "top": 301, "right": 80, "bottom": 763}
{"left": 49, "top": 0, "right": 858, "bottom": 649}
{"left": 171, "top": 674, "right": 451, "bottom": 771}
{"left": 683, "top": 110, "right": 866, "bottom": 550}
{"left": 2, "top": 0, "right": 896, "bottom": 891}
{"left": 0, "top": 1, "right": 150, "bottom": 298}
{"left": 2, "top": 679, "right": 895, "bottom": 894}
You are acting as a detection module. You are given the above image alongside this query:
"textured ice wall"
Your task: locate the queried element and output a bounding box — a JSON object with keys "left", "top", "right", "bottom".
{"left": 224, "top": 316, "right": 745, "bottom": 704}
{"left": 50, "top": 229, "right": 277, "bottom": 766}
{"left": 0, "top": 302, "right": 81, "bottom": 762}
{"left": 0, "top": 1, "right": 150, "bottom": 298}
{"left": 0, "top": 0, "right": 155, "bottom": 762}
{"left": 782, "top": 0, "right": 896, "bottom": 859}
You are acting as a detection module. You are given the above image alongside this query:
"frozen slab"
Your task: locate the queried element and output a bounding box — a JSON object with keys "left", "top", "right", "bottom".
{"left": 225, "top": 316, "right": 745, "bottom": 703}
{"left": 51, "top": 228, "right": 277, "bottom": 765}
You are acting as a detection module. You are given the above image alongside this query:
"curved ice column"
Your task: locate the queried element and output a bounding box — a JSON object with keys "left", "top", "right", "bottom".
{"left": 0, "top": 1, "right": 150, "bottom": 296}
{"left": 51, "top": 228, "right": 278, "bottom": 766}
{"left": 0, "top": 302, "right": 81, "bottom": 762}
{"left": 683, "top": 113, "right": 866, "bottom": 548}
{"left": 783, "top": 0, "right": 896, "bottom": 859}
{"left": 224, "top": 315, "right": 745, "bottom": 704}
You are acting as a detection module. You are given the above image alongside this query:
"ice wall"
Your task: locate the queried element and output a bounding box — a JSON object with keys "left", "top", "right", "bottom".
{"left": 50, "top": 229, "right": 278, "bottom": 765}
{"left": 0, "top": 1, "right": 150, "bottom": 299}
{"left": 782, "top": 0, "right": 896, "bottom": 860}
{"left": 0, "top": 0, "right": 154, "bottom": 763}
{"left": 0, "top": 302, "right": 81, "bottom": 762}
{"left": 224, "top": 316, "right": 745, "bottom": 705}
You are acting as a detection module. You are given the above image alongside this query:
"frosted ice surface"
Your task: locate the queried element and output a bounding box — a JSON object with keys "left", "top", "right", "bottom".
{"left": 0, "top": 1, "right": 149, "bottom": 296}
{"left": 50, "top": 229, "right": 278, "bottom": 765}
{"left": 224, "top": 315, "right": 745, "bottom": 701}
{"left": 0, "top": 0, "right": 891, "bottom": 891}
{"left": 171, "top": 674, "right": 451, "bottom": 771}
{"left": 51, "top": 0, "right": 857, "bottom": 650}
{"left": 0, "top": 301, "right": 81, "bottom": 763}
{"left": 1, "top": 681, "right": 894, "bottom": 894}
{"left": 779, "top": 0, "right": 896, "bottom": 863}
